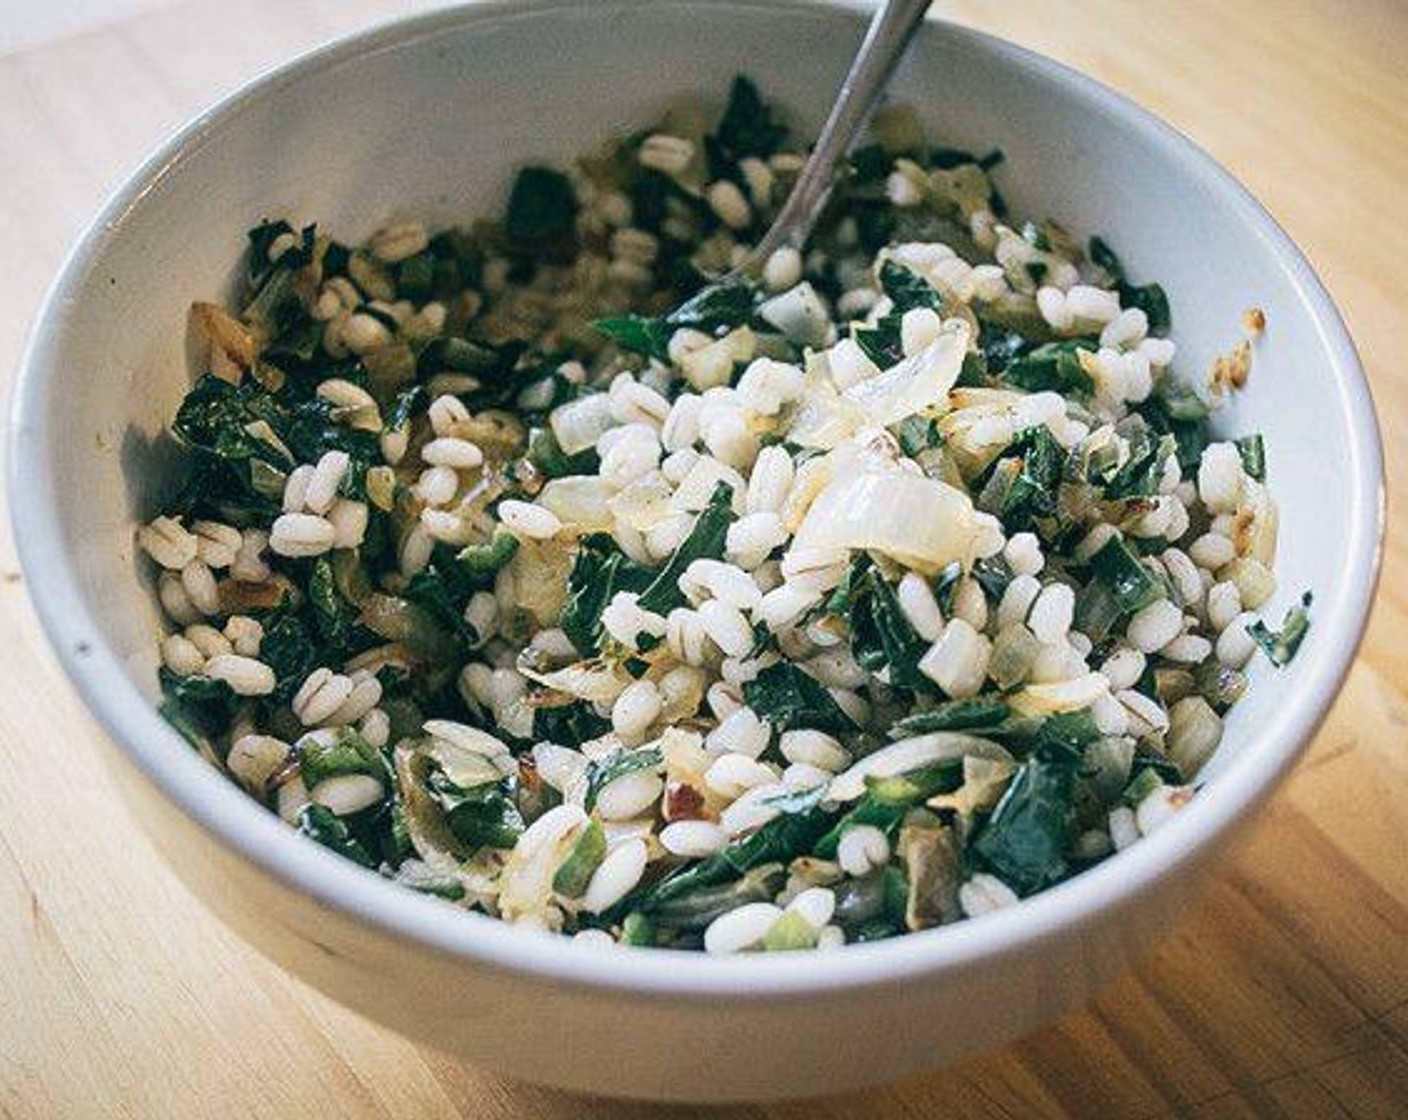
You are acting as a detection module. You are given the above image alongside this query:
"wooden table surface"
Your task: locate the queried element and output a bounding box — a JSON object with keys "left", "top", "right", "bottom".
{"left": 2, "top": 1, "right": 1405, "bottom": 1116}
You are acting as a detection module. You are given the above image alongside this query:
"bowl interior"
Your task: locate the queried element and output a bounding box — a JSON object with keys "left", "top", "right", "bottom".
{"left": 12, "top": 0, "right": 1381, "bottom": 975}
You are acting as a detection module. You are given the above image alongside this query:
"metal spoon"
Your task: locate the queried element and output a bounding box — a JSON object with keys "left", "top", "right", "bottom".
{"left": 720, "top": 0, "right": 933, "bottom": 283}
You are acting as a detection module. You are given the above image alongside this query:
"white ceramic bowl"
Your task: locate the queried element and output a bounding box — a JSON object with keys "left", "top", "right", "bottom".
{"left": 9, "top": 0, "right": 1384, "bottom": 1102}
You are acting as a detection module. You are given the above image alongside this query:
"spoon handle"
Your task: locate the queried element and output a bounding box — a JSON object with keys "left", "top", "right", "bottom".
{"left": 733, "top": 0, "right": 932, "bottom": 275}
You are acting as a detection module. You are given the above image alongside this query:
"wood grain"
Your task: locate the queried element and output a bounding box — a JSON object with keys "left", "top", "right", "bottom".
{"left": 1, "top": 1, "right": 1405, "bottom": 1116}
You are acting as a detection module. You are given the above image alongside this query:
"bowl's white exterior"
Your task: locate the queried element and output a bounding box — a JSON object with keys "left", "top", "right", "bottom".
{"left": 9, "top": 0, "right": 1383, "bottom": 1102}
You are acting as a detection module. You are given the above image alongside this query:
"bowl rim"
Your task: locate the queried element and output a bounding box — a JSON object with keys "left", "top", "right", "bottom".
{"left": 9, "top": 0, "right": 1385, "bottom": 999}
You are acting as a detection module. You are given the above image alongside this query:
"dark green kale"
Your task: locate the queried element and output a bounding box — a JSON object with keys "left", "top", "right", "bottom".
{"left": 1138, "top": 376, "right": 1211, "bottom": 472}
{"left": 635, "top": 482, "right": 737, "bottom": 615}
{"left": 853, "top": 259, "right": 944, "bottom": 367}
{"left": 427, "top": 771, "right": 525, "bottom": 851}
{"left": 1091, "top": 420, "right": 1175, "bottom": 501}
{"left": 526, "top": 425, "right": 599, "bottom": 479}
{"left": 742, "top": 662, "right": 855, "bottom": 734}
{"left": 814, "top": 764, "right": 964, "bottom": 859}
{"left": 977, "top": 322, "right": 1034, "bottom": 374}
{"left": 629, "top": 806, "right": 834, "bottom": 916}
{"left": 158, "top": 668, "right": 238, "bottom": 744}
{"left": 533, "top": 700, "right": 611, "bottom": 747}
{"left": 401, "top": 545, "right": 482, "bottom": 653}
{"left": 977, "top": 425, "right": 1068, "bottom": 530}
{"left": 307, "top": 556, "right": 360, "bottom": 651}
{"left": 256, "top": 612, "right": 323, "bottom": 703}
{"left": 887, "top": 696, "right": 1012, "bottom": 739}
{"left": 707, "top": 75, "right": 788, "bottom": 173}
{"left": 298, "top": 727, "right": 389, "bottom": 790}
{"left": 845, "top": 563, "right": 929, "bottom": 692}
{"left": 297, "top": 803, "right": 376, "bottom": 868}
{"left": 559, "top": 535, "right": 654, "bottom": 655}
{"left": 1236, "top": 433, "right": 1266, "bottom": 481}
{"left": 1085, "top": 233, "right": 1170, "bottom": 332}
{"left": 242, "top": 220, "right": 316, "bottom": 340}
{"left": 970, "top": 751, "right": 1078, "bottom": 895}
{"left": 1000, "top": 340, "right": 1095, "bottom": 395}
{"left": 1074, "top": 535, "right": 1166, "bottom": 640}
{"left": 594, "top": 280, "right": 759, "bottom": 361}
{"left": 504, "top": 166, "right": 578, "bottom": 249}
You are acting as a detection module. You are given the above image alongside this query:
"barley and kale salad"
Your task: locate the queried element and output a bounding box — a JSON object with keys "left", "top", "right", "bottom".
{"left": 137, "top": 78, "right": 1309, "bottom": 952}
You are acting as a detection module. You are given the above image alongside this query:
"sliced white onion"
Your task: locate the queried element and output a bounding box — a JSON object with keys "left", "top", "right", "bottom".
{"left": 498, "top": 805, "right": 587, "bottom": 925}
{"left": 417, "top": 738, "right": 508, "bottom": 790}
{"left": 784, "top": 371, "right": 863, "bottom": 450}
{"left": 936, "top": 388, "right": 1027, "bottom": 470}
{"left": 668, "top": 454, "right": 747, "bottom": 513}
{"left": 517, "top": 658, "right": 632, "bottom": 704}
{"left": 538, "top": 475, "right": 615, "bottom": 532}
{"left": 791, "top": 469, "right": 977, "bottom": 573}
{"left": 607, "top": 472, "right": 677, "bottom": 531}
{"left": 784, "top": 322, "right": 970, "bottom": 451}
{"left": 841, "top": 318, "right": 969, "bottom": 428}
{"left": 423, "top": 720, "right": 511, "bottom": 759}
{"left": 1008, "top": 673, "right": 1109, "bottom": 717}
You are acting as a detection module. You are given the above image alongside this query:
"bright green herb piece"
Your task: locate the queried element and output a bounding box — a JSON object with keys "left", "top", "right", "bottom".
{"left": 1247, "top": 591, "right": 1312, "bottom": 667}
{"left": 553, "top": 819, "right": 609, "bottom": 898}
{"left": 761, "top": 910, "right": 817, "bottom": 951}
